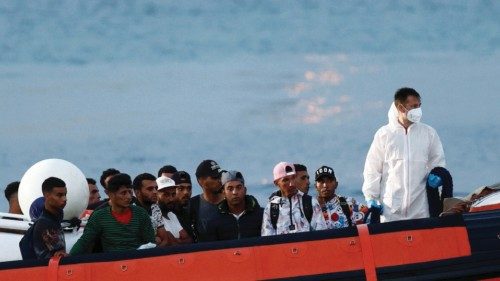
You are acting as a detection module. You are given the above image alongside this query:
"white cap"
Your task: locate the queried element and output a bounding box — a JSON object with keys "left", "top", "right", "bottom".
{"left": 156, "top": 176, "right": 176, "bottom": 191}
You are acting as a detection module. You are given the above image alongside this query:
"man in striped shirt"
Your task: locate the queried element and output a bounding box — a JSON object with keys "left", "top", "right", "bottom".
{"left": 70, "top": 173, "right": 155, "bottom": 254}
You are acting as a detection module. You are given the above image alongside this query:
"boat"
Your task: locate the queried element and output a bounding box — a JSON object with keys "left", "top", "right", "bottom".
{"left": 0, "top": 159, "right": 498, "bottom": 280}
{"left": 0, "top": 206, "right": 499, "bottom": 280}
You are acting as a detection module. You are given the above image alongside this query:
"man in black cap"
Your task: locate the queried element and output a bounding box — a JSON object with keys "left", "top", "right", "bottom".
{"left": 172, "top": 171, "right": 192, "bottom": 211}
{"left": 314, "top": 165, "right": 368, "bottom": 229}
{"left": 189, "top": 159, "right": 223, "bottom": 242}
{"left": 171, "top": 171, "right": 194, "bottom": 239}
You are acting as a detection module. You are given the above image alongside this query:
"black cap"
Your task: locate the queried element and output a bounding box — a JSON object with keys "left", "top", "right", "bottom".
{"left": 195, "top": 160, "right": 221, "bottom": 178}
{"left": 171, "top": 171, "right": 192, "bottom": 185}
{"left": 315, "top": 166, "right": 336, "bottom": 181}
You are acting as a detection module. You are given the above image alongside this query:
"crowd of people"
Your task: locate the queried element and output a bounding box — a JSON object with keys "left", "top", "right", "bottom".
{"left": 5, "top": 87, "right": 486, "bottom": 260}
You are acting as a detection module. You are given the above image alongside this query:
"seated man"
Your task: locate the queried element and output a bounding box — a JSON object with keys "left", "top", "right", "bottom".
{"left": 32, "top": 177, "right": 68, "bottom": 259}
{"left": 133, "top": 173, "right": 171, "bottom": 247}
{"left": 171, "top": 171, "right": 193, "bottom": 237}
{"left": 156, "top": 176, "right": 192, "bottom": 244}
{"left": 294, "top": 164, "right": 310, "bottom": 195}
{"left": 70, "top": 173, "right": 155, "bottom": 254}
{"left": 86, "top": 168, "right": 121, "bottom": 210}
{"left": 262, "top": 162, "right": 326, "bottom": 236}
{"left": 205, "top": 170, "right": 263, "bottom": 241}
{"left": 4, "top": 181, "right": 22, "bottom": 215}
{"left": 190, "top": 159, "right": 224, "bottom": 242}
{"left": 80, "top": 178, "right": 102, "bottom": 219}
{"left": 157, "top": 165, "right": 178, "bottom": 178}
{"left": 314, "top": 166, "right": 368, "bottom": 229}
{"left": 86, "top": 178, "right": 101, "bottom": 208}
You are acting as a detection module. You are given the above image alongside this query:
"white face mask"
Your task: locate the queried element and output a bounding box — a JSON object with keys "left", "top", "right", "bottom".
{"left": 406, "top": 107, "right": 422, "bottom": 123}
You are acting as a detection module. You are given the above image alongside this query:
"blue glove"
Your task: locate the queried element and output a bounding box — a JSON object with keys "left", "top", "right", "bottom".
{"left": 366, "top": 199, "right": 383, "bottom": 214}
{"left": 427, "top": 174, "right": 442, "bottom": 188}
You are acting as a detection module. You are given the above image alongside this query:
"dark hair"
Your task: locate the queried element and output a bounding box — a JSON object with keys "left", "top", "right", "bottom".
{"left": 99, "top": 168, "right": 121, "bottom": 188}
{"left": 157, "top": 165, "right": 177, "bottom": 177}
{"left": 42, "top": 177, "right": 66, "bottom": 194}
{"left": 4, "top": 181, "right": 20, "bottom": 200}
{"left": 172, "top": 171, "right": 192, "bottom": 185}
{"left": 294, "top": 164, "right": 307, "bottom": 172}
{"left": 107, "top": 173, "right": 132, "bottom": 193}
{"left": 86, "top": 178, "right": 96, "bottom": 185}
{"left": 133, "top": 173, "right": 156, "bottom": 190}
{"left": 394, "top": 87, "right": 421, "bottom": 106}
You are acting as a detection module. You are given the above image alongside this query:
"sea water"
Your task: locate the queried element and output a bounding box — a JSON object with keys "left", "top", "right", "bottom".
{"left": 1, "top": 1, "right": 499, "bottom": 210}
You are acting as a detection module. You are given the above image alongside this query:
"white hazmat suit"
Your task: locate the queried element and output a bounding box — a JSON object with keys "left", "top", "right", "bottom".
{"left": 362, "top": 102, "right": 445, "bottom": 222}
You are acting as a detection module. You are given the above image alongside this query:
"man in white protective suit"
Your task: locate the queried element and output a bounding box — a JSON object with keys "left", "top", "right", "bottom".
{"left": 362, "top": 87, "right": 446, "bottom": 222}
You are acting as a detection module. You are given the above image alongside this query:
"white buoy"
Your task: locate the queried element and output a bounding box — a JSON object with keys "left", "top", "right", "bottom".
{"left": 18, "top": 159, "right": 89, "bottom": 220}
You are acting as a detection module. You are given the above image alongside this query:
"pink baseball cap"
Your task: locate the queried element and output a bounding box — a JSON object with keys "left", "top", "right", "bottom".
{"left": 273, "top": 162, "right": 296, "bottom": 181}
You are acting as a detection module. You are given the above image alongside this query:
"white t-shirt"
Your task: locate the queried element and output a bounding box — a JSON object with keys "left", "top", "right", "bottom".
{"left": 231, "top": 210, "right": 246, "bottom": 220}
{"left": 162, "top": 212, "right": 183, "bottom": 238}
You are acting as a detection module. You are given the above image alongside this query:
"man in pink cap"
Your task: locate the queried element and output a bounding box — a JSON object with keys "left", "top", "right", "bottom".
{"left": 261, "top": 162, "right": 327, "bottom": 236}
